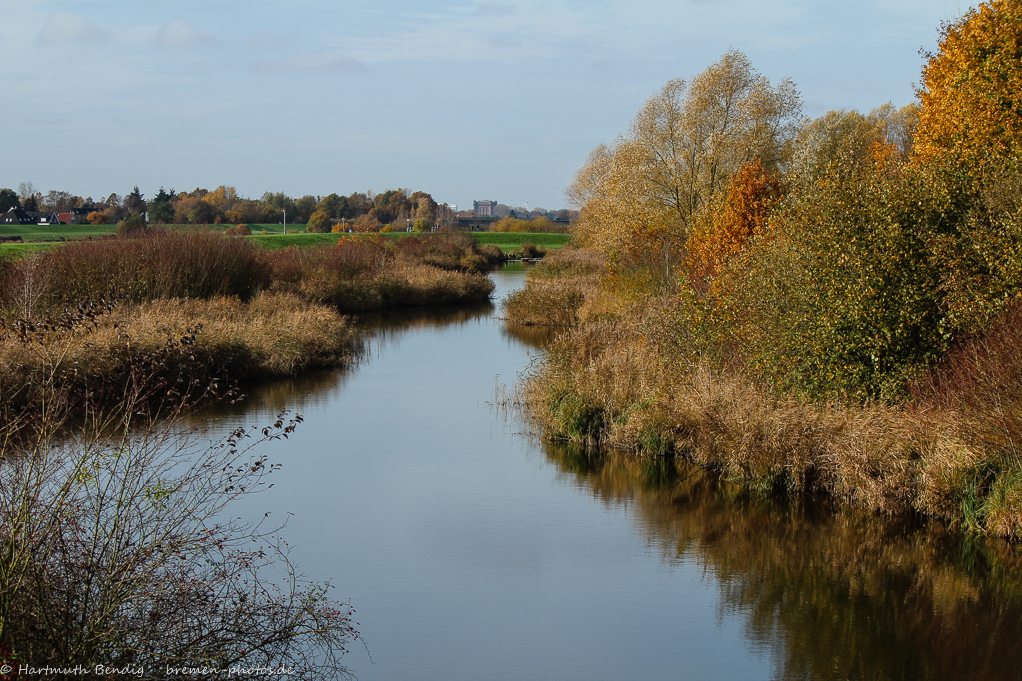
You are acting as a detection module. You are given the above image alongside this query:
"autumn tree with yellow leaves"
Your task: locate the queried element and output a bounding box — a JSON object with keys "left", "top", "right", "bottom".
{"left": 915, "top": 0, "right": 1022, "bottom": 179}
{"left": 568, "top": 50, "right": 801, "bottom": 290}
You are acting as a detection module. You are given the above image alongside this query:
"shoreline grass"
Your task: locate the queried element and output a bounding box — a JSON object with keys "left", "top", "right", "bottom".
{"left": 501, "top": 248, "right": 604, "bottom": 326}
{"left": 0, "top": 294, "right": 358, "bottom": 428}
{"left": 508, "top": 248, "right": 1022, "bottom": 540}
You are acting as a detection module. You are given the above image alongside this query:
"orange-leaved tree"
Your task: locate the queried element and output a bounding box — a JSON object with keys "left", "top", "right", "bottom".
{"left": 915, "top": 0, "right": 1022, "bottom": 178}
{"left": 687, "top": 159, "right": 785, "bottom": 278}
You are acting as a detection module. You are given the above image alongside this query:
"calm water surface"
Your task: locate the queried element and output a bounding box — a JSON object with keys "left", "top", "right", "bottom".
{"left": 207, "top": 269, "right": 1022, "bottom": 681}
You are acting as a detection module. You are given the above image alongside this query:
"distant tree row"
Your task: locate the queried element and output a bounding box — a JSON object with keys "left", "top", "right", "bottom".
{"left": 473, "top": 205, "right": 575, "bottom": 221}
{"left": 0, "top": 185, "right": 472, "bottom": 232}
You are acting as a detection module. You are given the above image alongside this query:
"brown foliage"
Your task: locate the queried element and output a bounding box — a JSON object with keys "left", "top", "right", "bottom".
{"left": 513, "top": 257, "right": 1022, "bottom": 538}
{"left": 306, "top": 211, "right": 333, "bottom": 233}
{"left": 24, "top": 229, "right": 270, "bottom": 304}
{"left": 687, "top": 159, "right": 785, "bottom": 277}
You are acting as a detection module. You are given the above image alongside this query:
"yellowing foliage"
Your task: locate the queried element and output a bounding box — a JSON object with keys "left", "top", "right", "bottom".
{"left": 202, "top": 185, "right": 240, "bottom": 212}
{"left": 568, "top": 50, "right": 801, "bottom": 292}
{"left": 915, "top": 0, "right": 1022, "bottom": 177}
{"left": 687, "top": 159, "right": 784, "bottom": 276}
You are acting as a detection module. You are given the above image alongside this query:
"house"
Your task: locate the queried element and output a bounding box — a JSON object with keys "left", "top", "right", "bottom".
{"left": 1, "top": 207, "right": 34, "bottom": 225}
{"left": 473, "top": 200, "right": 497, "bottom": 216}
{"left": 28, "top": 211, "right": 62, "bottom": 225}
{"left": 58, "top": 211, "right": 86, "bottom": 224}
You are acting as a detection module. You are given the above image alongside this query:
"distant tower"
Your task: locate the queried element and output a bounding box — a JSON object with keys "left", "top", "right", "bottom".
{"left": 473, "top": 200, "right": 497, "bottom": 216}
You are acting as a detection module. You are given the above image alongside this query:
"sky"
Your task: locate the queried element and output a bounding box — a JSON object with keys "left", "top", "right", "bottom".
{"left": 0, "top": 0, "right": 969, "bottom": 211}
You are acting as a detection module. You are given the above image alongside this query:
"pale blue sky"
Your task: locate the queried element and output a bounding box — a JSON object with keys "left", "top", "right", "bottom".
{"left": 0, "top": 0, "right": 967, "bottom": 210}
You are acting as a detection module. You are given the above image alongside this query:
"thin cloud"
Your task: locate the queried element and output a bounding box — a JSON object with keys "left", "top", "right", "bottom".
{"left": 287, "top": 52, "right": 368, "bottom": 73}
{"left": 157, "top": 20, "right": 213, "bottom": 49}
{"left": 36, "top": 13, "right": 110, "bottom": 45}
{"left": 248, "top": 30, "right": 289, "bottom": 50}
{"left": 251, "top": 51, "right": 368, "bottom": 74}
{"left": 474, "top": 3, "right": 518, "bottom": 16}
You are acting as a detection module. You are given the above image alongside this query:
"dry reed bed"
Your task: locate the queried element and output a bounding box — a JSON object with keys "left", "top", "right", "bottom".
{"left": 501, "top": 248, "right": 607, "bottom": 326}
{"left": 1, "top": 230, "right": 499, "bottom": 317}
{"left": 0, "top": 231, "right": 496, "bottom": 416}
{"left": 0, "top": 294, "right": 357, "bottom": 411}
{"left": 517, "top": 260, "right": 1022, "bottom": 539}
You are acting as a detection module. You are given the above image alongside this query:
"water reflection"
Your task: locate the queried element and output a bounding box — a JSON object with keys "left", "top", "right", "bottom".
{"left": 544, "top": 443, "right": 1022, "bottom": 681}
{"left": 355, "top": 300, "right": 495, "bottom": 336}
{"left": 500, "top": 322, "right": 561, "bottom": 349}
{"left": 204, "top": 301, "right": 499, "bottom": 420}
{"left": 196, "top": 267, "right": 1022, "bottom": 680}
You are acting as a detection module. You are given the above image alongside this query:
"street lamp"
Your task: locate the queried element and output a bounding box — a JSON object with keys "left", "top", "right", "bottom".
{"left": 283, "top": 209, "right": 286, "bottom": 235}
{"left": 406, "top": 218, "right": 411, "bottom": 232}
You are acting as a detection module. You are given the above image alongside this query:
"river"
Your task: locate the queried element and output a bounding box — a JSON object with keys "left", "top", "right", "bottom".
{"left": 206, "top": 268, "right": 1022, "bottom": 681}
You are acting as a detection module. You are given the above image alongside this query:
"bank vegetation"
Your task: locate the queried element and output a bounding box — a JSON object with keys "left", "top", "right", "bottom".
{"left": 511, "top": 2, "right": 1022, "bottom": 539}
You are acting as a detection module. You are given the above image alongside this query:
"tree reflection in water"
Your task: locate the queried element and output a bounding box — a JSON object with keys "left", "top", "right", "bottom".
{"left": 544, "top": 443, "right": 1022, "bottom": 681}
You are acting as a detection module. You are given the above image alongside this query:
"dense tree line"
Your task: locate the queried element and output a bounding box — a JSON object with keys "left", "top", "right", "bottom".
{"left": 0, "top": 184, "right": 466, "bottom": 231}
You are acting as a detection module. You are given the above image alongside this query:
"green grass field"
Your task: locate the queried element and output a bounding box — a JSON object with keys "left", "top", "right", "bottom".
{"left": 471, "top": 232, "right": 572, "bottom": 250}
{"left": 0, "top": 223, "right": 572, "bottom": 257}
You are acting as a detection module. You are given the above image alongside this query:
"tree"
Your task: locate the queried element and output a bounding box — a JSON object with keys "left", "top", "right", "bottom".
{"left": 411, "top": 192, "right": 436, "bottom": 222}
{"left": 16, "top": 182, "right": 36, "bottom": 204}
{"left": 435, "top": 203, "right": 457, "bottom": 230}
{"left": 123, "top": 186, "right": 146, "bottom": 216}
{"left": 568, "top": 50, "right": 802, "bottom": 288}
{"left": 688, "top": 159, "right": 785, "bottom": 276}
{"left": 343, "top": 192, "right": 371, "bottom": 219}
{"left": 306, "top": 211, "right": 333, "bottom": 233}
{"left": 148, "top": 187, "right": 177, "bottom": 224}
{"left": 261, "top": 191, "right": 298, "bottom": 220}
{"left": 41, "top": 190, "right": 80, "bottom": 212}
{"left": 188, "top": 200, "right": 219, "bottom": 225}
{"left": 351, "top": 214, "right": 382, "bottom": 232}
{"left": 204, "top": 185, "right": 240, "bottom": 213}
{"left": 317, "top": 193, "right": 348, "bottom": 219}
{"left": 915, "top": 0, "right": 1022, "bottom": 178}
{"left": 0, "top": 188, "right": 19, "bottom": 212}
{"left": 790, "top": 105, "right": 916, "bottom": 185}
{"left": 626, "top": 50, "right": 801, "bottom": 236}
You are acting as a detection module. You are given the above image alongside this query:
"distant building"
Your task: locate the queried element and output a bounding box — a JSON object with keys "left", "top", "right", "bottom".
{"left": 1, "top": 208, "right": 33, "bottom": 225}
{"left": 29, "top": 212, "right": 62, "bottom": 225}
{"left": 473, "top": 200, "right": 497, "bottom": 217}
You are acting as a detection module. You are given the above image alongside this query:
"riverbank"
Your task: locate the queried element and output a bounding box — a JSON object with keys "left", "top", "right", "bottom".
{"left": 0, "top": 230, "right": 501, "bottom": 425}
{"left": 507, "top": 249, "right": 1022, "bottom": 540}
